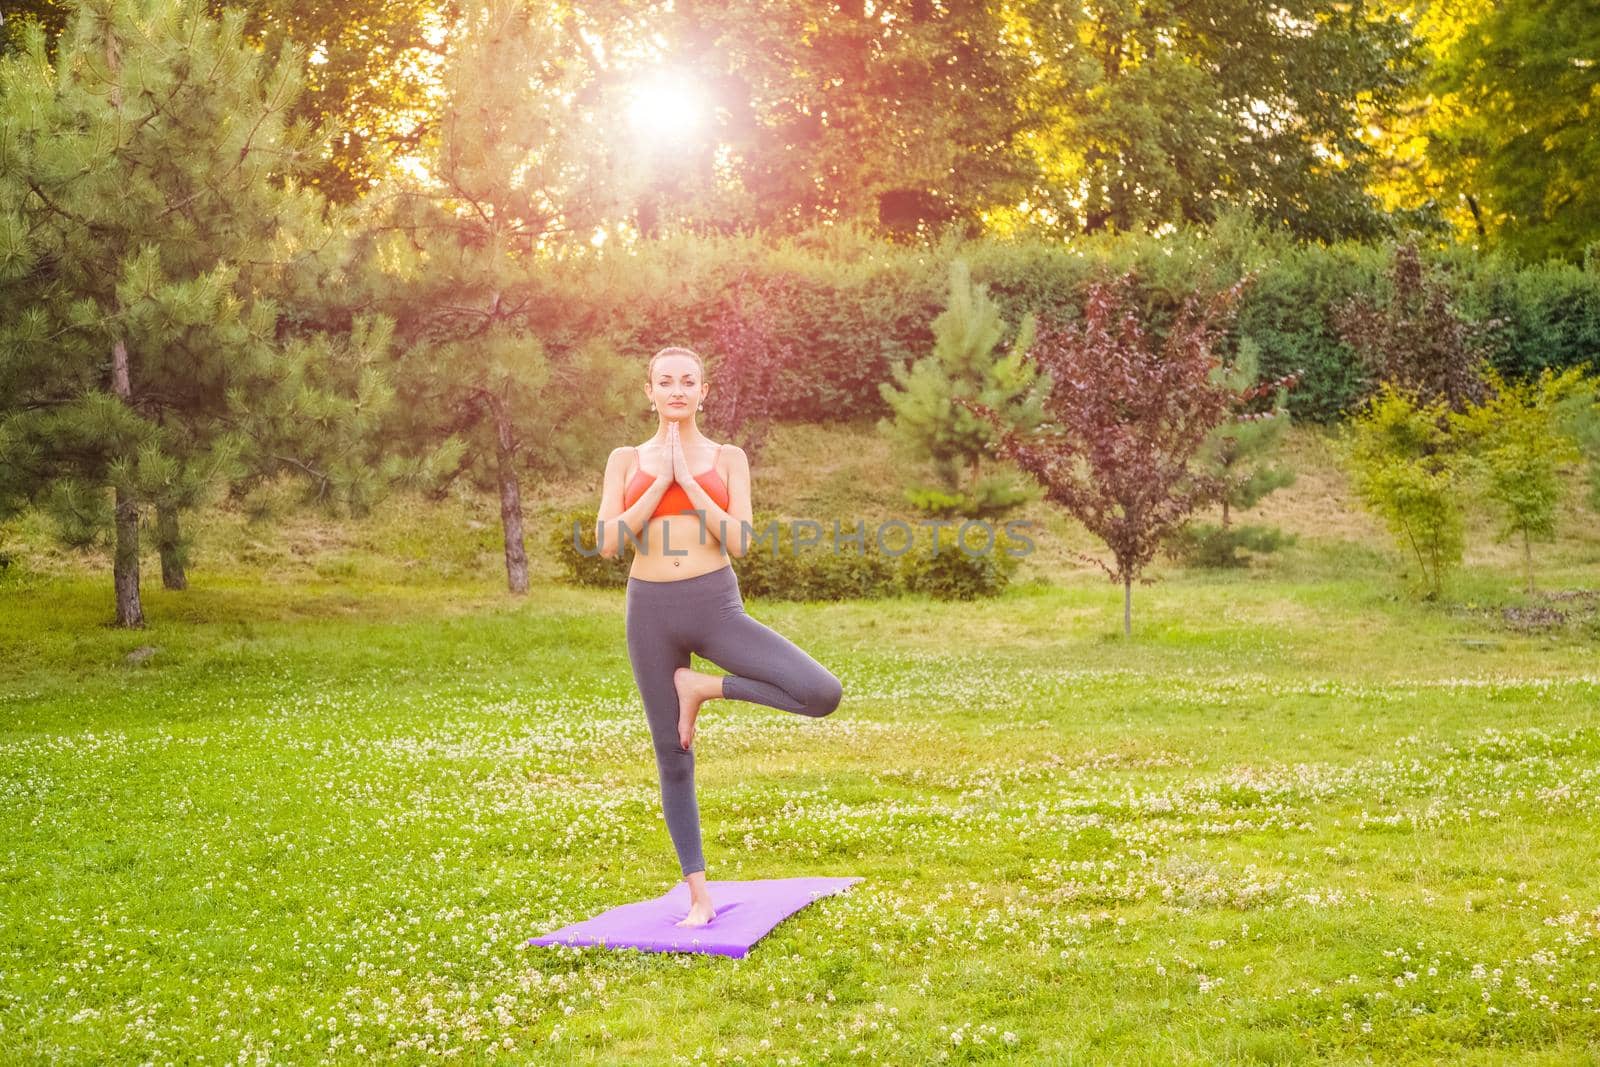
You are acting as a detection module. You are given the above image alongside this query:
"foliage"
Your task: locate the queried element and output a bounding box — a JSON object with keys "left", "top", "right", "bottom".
{"left": 1425, "top": 0, "right": 1600, "bottom": 262}
{"left": 1448, "top": 365, "right": 1588, "bottom": 593}
{"left": 1005, "top": 0, "right": 1416, "bottom": 242}
{"left": 483, "top": 227, "right": 1600, "bottom": 428}
{"left": 877, "top": 259, "right": 1046, "bottom": 519}
{"left": 1334, "top": 239, "right": 1500, "bottom": 414}
{"left": 547, "top": 504, "right": 631, "bottom": 587}
{"left": 546, "top": 505, "right": 1017, "bottom": 602}
{"left": 1161, "top": 522, "right": 1297, "bottom": 568}
{"left": 732, "top": 512, "right": 905, "bottom": 602}
{"left": 1553, "top": 373, "right": 1600, "bottom": 513}
{"left": 227, "top": 0, "right": 451, "bottom": 203}
{"left": 1171, "top": 333, "right": 1300, "bottom": 566}
{"left": 1, "top": 1, "right": 72, "bottom": 54}
{"left": 1193, "top": 337, "right": 1300, "bottom": 529}
{"left": 566, "top": 0, "right": 1421, "bottom": 241}
{"left": 363, "top": 0, "right": 638, "bottom": 591}
{"left": 958, "top": 270, "right": 1249, "bottom": 635}
{"left": 653, "top": 0, "right": 1039, "bottom": 238}
{"left": 702, "top": 280, "right": 789, "bottom": 463}
{"left": 0, "top": 0, "right": 410, "bottom": 621}
{"left": 9, "top": 0, "right": 1593, "bottom": 259}
{"left": 895, "top": 521, "right": 1023, "bottom": 601}
{"left": 1338, "top": 383, "right": 1465, "bottom": 600}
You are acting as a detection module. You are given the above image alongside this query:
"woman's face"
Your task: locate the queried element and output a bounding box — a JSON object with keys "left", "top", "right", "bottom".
{"left": 647, "top": 355, "right": 707, "bottom": 421}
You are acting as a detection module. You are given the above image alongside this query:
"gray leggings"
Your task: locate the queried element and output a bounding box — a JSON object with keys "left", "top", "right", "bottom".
{"left": 625, "top": 563, "right": 843, "bottom": 876}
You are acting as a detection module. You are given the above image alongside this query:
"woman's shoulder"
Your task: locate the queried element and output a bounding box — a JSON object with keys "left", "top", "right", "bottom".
{"left": 608, "top": 443, "right": 644, "bottom": 476}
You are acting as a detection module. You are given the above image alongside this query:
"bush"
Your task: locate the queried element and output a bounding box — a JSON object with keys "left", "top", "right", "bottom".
{"left": 524, "top": 228, "right": 1600, "bottom": 429}
{"left": 728, "top": 510, "right": 903, "bottom": 601}
{"left": 547, "top": 505, "right": 631, "bottom": 588}
{"left": 1338, "top": 384, "right": 1467, "bottom": 599}
{"left": 546, "top": 505, "right": 1020, "bottom": 601}
{"left": 1161, "top": 522, "right": 1297, "bottom": 568}
{"left": 897, "top": 521, "right": 1023, "bottom": 601}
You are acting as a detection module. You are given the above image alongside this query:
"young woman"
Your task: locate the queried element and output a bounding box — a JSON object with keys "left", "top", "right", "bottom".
{"left": 595, "top": 346, "right": 844, "bottom": 927}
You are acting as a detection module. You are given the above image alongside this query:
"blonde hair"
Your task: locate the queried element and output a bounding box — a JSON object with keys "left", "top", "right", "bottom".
{"left": 648, "top": 346, "right": 706, "bottom": 381}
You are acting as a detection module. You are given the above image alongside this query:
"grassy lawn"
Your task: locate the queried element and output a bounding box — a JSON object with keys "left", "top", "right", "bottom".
{"left": 3, "top": 425, "right": 1599, "bottom": 1064}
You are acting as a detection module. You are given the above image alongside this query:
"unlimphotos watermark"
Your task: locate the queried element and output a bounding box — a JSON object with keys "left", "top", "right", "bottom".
{"left": 576, "top": 514, "right": 1037, "bottom": 559}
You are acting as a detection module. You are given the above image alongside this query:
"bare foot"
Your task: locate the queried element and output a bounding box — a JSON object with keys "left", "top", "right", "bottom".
{"left": 675, "top": 896, "right": 716, "bottom": 927}
{"left": 673, "top": 667, "right": 722, "bottom": 751}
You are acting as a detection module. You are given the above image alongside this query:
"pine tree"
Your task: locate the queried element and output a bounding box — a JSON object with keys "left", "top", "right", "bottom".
{"left": 877, "top": 259, "right": 1047, "bottom": 519}
{"left": 0, "top": 0, "right": 398, "bottom": 623}
{"left": 366, "top": 0, "right": 635, "bottom": 595}
{"left": 1196, "top": 338, "right": 1299, "bottom": 530}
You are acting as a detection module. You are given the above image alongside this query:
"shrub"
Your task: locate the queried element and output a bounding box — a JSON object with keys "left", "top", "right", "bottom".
{"left": 1161, "top": 522, "right": 1296, "bottom": 568}
{"left": 545, "top": 504, "right": 1020, "bottom": 601}
{"left": 515, "top": 229, "right": 1600, "bottom": 430}
{"left": 547, "top": 505, "right": 631, "bottom": 588}
{"left": 897, "top": 522, "right": 1023, "bottom": 601}
{"left": 1338, "top": 384, "right": 1466, "bottom": 600}
{"left": 733, "top": 511, "right": 903, "bottom": 601}
{"left": 1448, "top": 365, "right": 1588, "bottom": 594}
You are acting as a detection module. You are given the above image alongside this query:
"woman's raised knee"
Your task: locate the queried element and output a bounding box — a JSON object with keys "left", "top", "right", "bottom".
{"left": 803, "top": 671, "right": 843, "bottom": 717}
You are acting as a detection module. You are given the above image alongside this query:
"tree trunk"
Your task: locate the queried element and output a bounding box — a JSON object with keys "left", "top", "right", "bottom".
{"left": 111, "top": 338, "right": 145, "bottom": 627}
{"left": 113, "top": 486, "right": 144, "bottom": 628}
{"left": 1221, "top": 497, "right": 1231, "bottom": 530}
{"left": 1123, "top": 574, "right": 1132, "bottom": 637}
{"left": 488, "top": 393, "right": 529, "bottom": 594}
{"left": 157, "top": 502, "right": 188, "bottom": 590}
{"left": 1465, "top": 193, "right": 1486, "bottom": 239}
{"left": 1523, "top": 528, "right": 1534, "bottom": 595}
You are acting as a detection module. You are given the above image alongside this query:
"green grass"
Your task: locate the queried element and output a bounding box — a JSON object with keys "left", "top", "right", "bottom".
{"left": 2, "top": 423, "right": 1599, "bottom": 1064}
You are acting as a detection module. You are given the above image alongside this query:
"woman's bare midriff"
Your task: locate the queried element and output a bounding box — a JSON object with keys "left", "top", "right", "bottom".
{"left": 625, "top": 447, "right": 732, "bottom": 582}
{"left": 628, "top": 514, "right": 731, "bottom": 581}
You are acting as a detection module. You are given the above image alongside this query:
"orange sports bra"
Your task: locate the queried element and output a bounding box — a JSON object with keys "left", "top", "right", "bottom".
{"left": 622, "top": 444, "right": 730, "bottom": 520}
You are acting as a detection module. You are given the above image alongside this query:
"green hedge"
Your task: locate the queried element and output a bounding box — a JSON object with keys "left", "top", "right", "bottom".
{"left": 513, "top": 220, "right": 1600, "bottom": 427}
{"left": 547, "top": 506, "right": 1023, "bottom": 601}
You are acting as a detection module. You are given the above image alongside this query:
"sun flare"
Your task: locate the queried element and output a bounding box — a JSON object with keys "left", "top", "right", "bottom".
{"left": 624, "top": 75, "right": 708, "bottom": 145}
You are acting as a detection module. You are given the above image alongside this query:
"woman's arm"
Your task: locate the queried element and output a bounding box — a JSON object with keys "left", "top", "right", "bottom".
{"left": 594, "top": 446, "right": 671, "bottom": 558}
{"left": 676, "top": 442, "right": 755, "bottom": 558}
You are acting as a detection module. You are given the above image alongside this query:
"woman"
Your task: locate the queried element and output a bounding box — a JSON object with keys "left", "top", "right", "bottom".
{"left": 595, "top": 346, "right": 844, "bottom": 928}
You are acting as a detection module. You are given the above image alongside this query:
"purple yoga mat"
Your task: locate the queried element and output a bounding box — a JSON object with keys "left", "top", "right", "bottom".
{"left": 526, "top": 876, "right": 864, "bottom": 959}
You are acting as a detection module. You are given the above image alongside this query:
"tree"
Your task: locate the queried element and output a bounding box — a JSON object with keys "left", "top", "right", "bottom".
{"left": 1195, "top": 338, "right": 1300, "bottom": 530}
{"left": 957, "top": 271, "right": 1249, "bottom": 636}
{"left": 1, "top": 3, "right": 73, "bottom": 54}
{"left": 0, "top": 0, "right": 397, "bottom": 623}
{"left": 1554, "top": 372, "right": 1600, "bottom": 514}
{"left": 1009, "top": 0, "right": 1416, "bottom": 241}
{"left": 1335, "top": 239, "right": 1499, "bottom": 414}
{"left": 369, "top": 0, "right": 633, "bottom": 594}
{"left": 1356, "top": 0, "right": 1490, "bottom": 245}
{"left": 876, "top": 262, "right": 1049, "bottom": 521}
{"left": 634, "top": 0, "right": 1038, "bottom": 238}
{"left": 222, "top": 0, "right": 451, "bottom": 204}
{"left": 879, "top": 259, "right": 1046, "bottom": 519}
{"left": 703, "top": 280, "right": 789, "bottom": 462}
{"left": 3, "top": 0, "right": 456, "bottom": 203}
{"left": 1165, "top": 337, "right": 1301, "bottom": 567}
{"left": 1426, "top": 0, "right": 1600, "bottom": 262}
{"left": 1450, "top": 365, "right": 1587, "bottom": 594}
{"left": 1339, "top": 383, "right": 1465, "bottom": 600}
